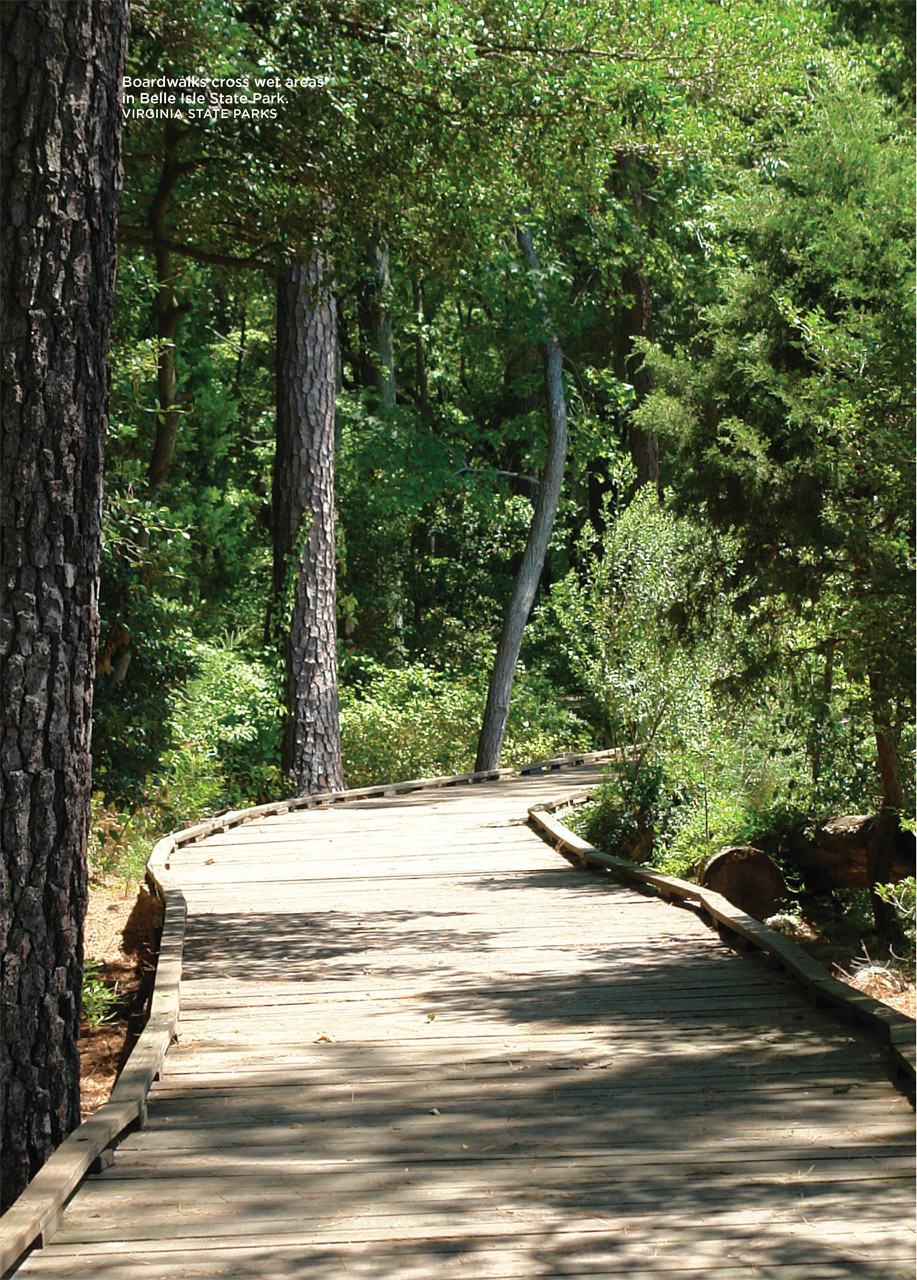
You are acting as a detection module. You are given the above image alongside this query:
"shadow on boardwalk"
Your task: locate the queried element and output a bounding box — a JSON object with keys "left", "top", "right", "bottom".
{"left": 30, "top": 776, "right": 910, "bottom": 1280}
{"left": 148, "top": 882, "right": 915, "bottom": 1278}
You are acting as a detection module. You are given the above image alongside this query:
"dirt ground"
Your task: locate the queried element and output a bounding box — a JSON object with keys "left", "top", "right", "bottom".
{"left": 80, "top": 884, "right": 162, "bottom": 1118}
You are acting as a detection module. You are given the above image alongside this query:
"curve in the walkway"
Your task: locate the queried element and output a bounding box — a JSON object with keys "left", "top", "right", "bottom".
{"left": 0, "top": 750, "right": 621, "bottom": 1273}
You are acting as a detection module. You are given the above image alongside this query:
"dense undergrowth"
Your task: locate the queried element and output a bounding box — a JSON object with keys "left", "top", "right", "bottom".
{"left": 88, "top": 639, "right": 591, "bottom": 892}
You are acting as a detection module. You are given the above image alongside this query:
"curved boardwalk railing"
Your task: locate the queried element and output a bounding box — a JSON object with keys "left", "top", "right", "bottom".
{"left": 529, "top": 789, "right": 916, "bottom": 1088}
{"left": 2, "top": 751, "right": 914, "bottom": 1277}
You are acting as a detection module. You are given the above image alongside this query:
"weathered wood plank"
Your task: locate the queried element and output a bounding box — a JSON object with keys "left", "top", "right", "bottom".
{"left": 9, "top": 762, "right": 915, "bottom": 1280}
{"left": 18, "top": 1236, "right": 917, "bottom": 1280}
{"left": 14, "top": 1257, "right": 917, "bottom": 1280}
{"left": 50, "top": 1201, "right": 917, "bottom": 1248}
{"left": 28, "top": 1214, "right": 917, "bottom": 1253}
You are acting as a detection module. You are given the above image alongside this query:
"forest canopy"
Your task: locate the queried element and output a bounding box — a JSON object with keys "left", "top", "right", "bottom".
{"left": 96, "top": 0, "right": 913, "bottom": 868}
{"left": 10, "top": 0, "right": 913, "bottom": 898}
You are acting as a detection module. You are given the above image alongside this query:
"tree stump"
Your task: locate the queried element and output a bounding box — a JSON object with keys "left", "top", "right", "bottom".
{"left": 701, "top": 847, "right": 787, "bottom": 920}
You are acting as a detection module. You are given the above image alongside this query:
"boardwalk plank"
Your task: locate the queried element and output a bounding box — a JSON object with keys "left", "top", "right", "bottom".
{"left": 13, "top": 765, "right": 914, "bottom": 1279}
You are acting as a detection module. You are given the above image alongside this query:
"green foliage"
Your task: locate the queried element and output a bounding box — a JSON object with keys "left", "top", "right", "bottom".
{"left": 89, "top": 798, "right": 155, "bottom": 889}
{"left": 548, "top": 477, "right": 886, "bottom": 879}
{"left": 340, "top": 659, "right": 590, "bottom": 787}
{"left": 96, "top": 256, "right": 277, "bottom": 804}
{"left": 159, "top": 637, "right": 284, "bottom": 820}
{"left": 81, "top": 964, "right": 119, "bottom": 1028}
{"left": 545, "top": 484, "right": 722, "bottom": 794}
{"left": 634, "top": 75, "right": 915, "bottom": 813}
{"left": 91, "top": 639, "right": 284, "bottom": 880}
{"left": 569, "top": 706, "right": 814, "bottom": 882}
{"left": 876, "top": 877, "right": 916, "bottom": 964}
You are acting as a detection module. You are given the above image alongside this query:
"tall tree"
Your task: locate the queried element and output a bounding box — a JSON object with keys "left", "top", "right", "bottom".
{"left": 636, "top": 80, "right": 914, "bottom": 929}
{"left": 0, "top": 0, "right": 129, "bottom": 1208}
{"left": 273, "top": 255, "right": 345, "bottom": 795}
{"left": 356, "top": 243, "right": 396, "bottom": 412}
{"left": 475, "top": 224, "right": 569, "bottom": 772}
{"left": 146, "top": 122, "right": 195, "bottom": 491}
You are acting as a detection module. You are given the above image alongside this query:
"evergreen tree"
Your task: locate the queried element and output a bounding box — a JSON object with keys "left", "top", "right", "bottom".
{"left": 636, "top": 77, "right": 915, "bottom": 926}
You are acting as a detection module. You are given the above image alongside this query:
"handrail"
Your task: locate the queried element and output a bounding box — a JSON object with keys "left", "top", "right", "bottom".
{"left": 528, "top": 791, "right": 916, "bottom": 1091}
{"left": 0, "top": 748, "right": 622, "bottom": 1274}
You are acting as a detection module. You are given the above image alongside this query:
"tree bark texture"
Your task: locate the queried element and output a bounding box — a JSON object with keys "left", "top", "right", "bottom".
{"left": 274, "top": 259, "right": 345, "bottom": 796}
{"left": 475, "top": 226, "right": 569, "bottom": 773}
{"left": 0, "top": 0, "right": 128, "bottom": 1210}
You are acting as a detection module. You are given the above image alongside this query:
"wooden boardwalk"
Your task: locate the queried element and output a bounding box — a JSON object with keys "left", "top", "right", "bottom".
{"left": 15, "top": 767, "right": 916, "bottom": 1278}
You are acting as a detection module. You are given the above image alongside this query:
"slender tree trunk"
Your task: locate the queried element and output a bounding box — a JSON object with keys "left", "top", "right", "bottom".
{"left": 810, "top": 638, "right": 836, "bottom": 787}
{"left": 0, "top": 0, "right": 128, "bottom": 1210}
{"left": 867, "top": 671, "right": 905, "bottom": 940}
{"left": 147, "top": 123, "right": 194, "bottom": 491}
{"left": 356, "top": 242, "right": 395, "bottom": 411}
{"left": 475, "top": 225, "right": 568, "bottom": 772}
{"left": 411, "top": 273, "right": 430, "bottom": 424}
{"left": 622, "top": 264, "right": 659, "bottom": 489}
{"left": 370, "top": 243, "right": 395, "bottom": 410}
{"left": 273, "top": 258, "right": 344, "bottom": 796}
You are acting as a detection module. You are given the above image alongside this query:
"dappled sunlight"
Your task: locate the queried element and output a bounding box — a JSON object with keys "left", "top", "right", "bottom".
{"left": 28, "top": 768, "right": 914, "bottom": 1278}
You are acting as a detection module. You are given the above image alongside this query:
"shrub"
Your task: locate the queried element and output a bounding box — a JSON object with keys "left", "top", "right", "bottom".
{"left": 157, "top": 636, "right": 284, "bottom": 819}
{"left": 339, "top": 659, "right": 590, "bottom": 787}
{"left": 81, "top": 963, "right": 119, "bottom": 1027}
{"left": 88, "top": 796, "right": 154, "bottom": 888}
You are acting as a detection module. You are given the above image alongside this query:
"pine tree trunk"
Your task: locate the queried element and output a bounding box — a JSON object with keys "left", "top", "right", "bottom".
{"left": 273, "top": 258, "right": 344, "bottom": 796}
{"left": 0, "top": 0, "right": 128, "bottom": 1210}
{"left": 475, "top": 225, "right": 568, "bottom": 773}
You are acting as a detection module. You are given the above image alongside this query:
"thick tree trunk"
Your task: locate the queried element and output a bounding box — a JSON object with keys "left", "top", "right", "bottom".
{"left": 475, "top": 226, "right": 568, "bottom": 773}
{"left": 273, "top": 259, "right": 344, "bottom": 796}
{"left": 0, "top": 0, "right": 128, "bottom": 1210}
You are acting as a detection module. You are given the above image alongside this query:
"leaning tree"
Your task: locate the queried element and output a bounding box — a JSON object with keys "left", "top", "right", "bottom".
{"left": 0, "top": 0, "right": 129, "bottom": 1208}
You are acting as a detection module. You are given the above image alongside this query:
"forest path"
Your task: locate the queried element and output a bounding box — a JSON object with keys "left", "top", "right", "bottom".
{"left": 17, "top": 766, "right": 915, "bottom": 1278}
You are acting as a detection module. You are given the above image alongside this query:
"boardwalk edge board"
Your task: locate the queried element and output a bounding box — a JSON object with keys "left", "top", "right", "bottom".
{"left": 527, "top": 795, "right": 917, "bottom": 1092}
{"left": 0, "top": 749, "right": 623, "bottom": 1275}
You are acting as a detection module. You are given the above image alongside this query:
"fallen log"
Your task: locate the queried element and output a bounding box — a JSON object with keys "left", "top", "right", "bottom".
{"left": 785, "top": 815, "right": 915, "bottom": 893}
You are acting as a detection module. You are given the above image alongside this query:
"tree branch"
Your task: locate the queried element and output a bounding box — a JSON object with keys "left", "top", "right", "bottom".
{"left": 118, "top": 227, "right": 275, "bottom": 270}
